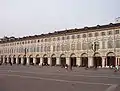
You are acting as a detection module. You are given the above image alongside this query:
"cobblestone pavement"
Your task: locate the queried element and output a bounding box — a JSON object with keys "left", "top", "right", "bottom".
{"left": 0, "top": 65, "right": 120, "bottom": 91}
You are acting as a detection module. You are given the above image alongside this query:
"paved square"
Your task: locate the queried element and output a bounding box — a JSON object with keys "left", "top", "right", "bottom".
{"left": 0, "top": 65, "right": 120, "bottom": 91}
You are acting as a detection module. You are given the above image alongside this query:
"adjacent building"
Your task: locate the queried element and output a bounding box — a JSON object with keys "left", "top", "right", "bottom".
{"left": 0, "top": 23, "right": 120, "bottom": 68}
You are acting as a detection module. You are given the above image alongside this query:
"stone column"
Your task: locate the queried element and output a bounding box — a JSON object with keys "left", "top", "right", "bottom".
{"left": 7, "top": 57, "right": 9, "bottom": 63}
{"left": 33, "top": 57, "right": 36, "bottom": 65}
{"left": 66, "top": 57, "right": 70, "bottom": 66}
{"left": 56, "top": 57, "right": 60, "bottom": 66}
{"left": 116, "top": 57, "right": 118, "bottom": 66}
{"left": 21, "top": 57, "right": 24, "bottom": 65}
{"left": 11, "top": 57, "right": 14, "bottom": 64}
{"left": 27, "top": 57, "right": 30, "bottom": 65}
{"left": 3, "top": 57, "right": 5, "bottom": 64}
{"left": 102, "top": 57, "right": 105, "bottom": 68}
{"left": 16, "top": 57, "right": 19, "bottom": 64}
{"left": 76, "top": 57, "right": 81, "bottom": 66}
{"left": 39, "top": 57, "right": 43, "bottom": 65}
{"left": 48, "top": 57, "right": 51, "bottom": 66}
{"left": 88, "top": 57, "right": 93, "bottom": 67}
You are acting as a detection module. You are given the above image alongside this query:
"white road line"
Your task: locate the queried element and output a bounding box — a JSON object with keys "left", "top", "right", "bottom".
{"left": 105, "top": 84, "right": 118, "bottom": 91}
{"left": 1, "top": 70, "right": 120, "bottom": 79}
{"left": 0, "top": 74, "right": 113, "bottom": 86}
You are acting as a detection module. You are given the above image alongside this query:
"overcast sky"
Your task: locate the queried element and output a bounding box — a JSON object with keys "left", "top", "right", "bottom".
{"left": 0, "top": 0, "right": 120, "bottom": 38}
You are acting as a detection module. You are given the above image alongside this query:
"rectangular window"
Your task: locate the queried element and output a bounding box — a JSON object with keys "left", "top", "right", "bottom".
{"left": 101, "top": 32, "right": 106, "bottom": 36}
{"left": 115, "top": 30, "right": 120, "bottom": 34}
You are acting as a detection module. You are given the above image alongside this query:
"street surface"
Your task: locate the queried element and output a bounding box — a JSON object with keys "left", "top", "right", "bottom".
{"left": 0, "top": 65, "right": 120, "bottom": 91}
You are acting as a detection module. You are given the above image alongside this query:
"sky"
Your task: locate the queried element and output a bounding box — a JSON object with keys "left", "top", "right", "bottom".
{"left": 0, "top": 0, "right": 120, "bottom": 38}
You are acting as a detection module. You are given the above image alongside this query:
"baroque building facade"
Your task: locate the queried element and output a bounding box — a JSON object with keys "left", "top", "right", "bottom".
{"left": 0, "top": 23, "right": 120, "bottom": 68}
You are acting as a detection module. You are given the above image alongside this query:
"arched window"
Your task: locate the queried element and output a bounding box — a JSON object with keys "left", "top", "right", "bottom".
{"left": 71, "top": 35, "right": 75, "bottom": 39}
{"left": 44, "top": 46, "right": 47, "bottom": 52}
{"left": 82, "top": 42, "right": 87, "bottom": 50}
{"left": 82, "top": 34, "right": 86, "bottom": 38}
{"left": 67, "top": 36, "right": 70, "bottom": 39}
{"left": 56, "top": 44, "right": 60, "bottom": 51}
{"left": 102, "top": 41, "right": 105, "bottom": 49}
{"left": 41, "top": 45, "right": 43, "bottom": 52}
{"left": 37, "top": 46, "right": 39, "bottom": 52}
{"left": 77, "top": 42, "right": 81, "bottom": 50}
{"left": 47, "top": 45, "right": 51, "bottom": 52}
{"left": 107, "top": 38, "right": 114, "bottom": 48}
{"left": 88, "top": 33, "right": 92, "bottom": 37}
{"left": 61, "top": 44, "right": 64, "bottom": 51}
{"left": 53, "top": 45, "right": 55, "bottom": 52}
{"left": 66, "top": 43, "right": 70, "bottom": 51}
{"left": 88, "top": 42, "right": 92, "bottom": 50}
{"left": 116, "top": 39, "right": 120, "bottom": 48}
{"left": 71, "top": 43, "right": 75, "bottom": 50}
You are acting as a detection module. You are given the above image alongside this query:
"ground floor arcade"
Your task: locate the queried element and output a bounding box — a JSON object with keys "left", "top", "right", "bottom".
{"left": 0, "top": 52, "right": 120, "bottom": 68}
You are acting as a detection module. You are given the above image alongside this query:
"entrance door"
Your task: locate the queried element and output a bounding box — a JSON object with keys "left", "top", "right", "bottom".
{"left": 93, "top": 57, "right": 102, "bottom": 67}
{"left": 18, "top": 57, "right": 21, "bottom": 64}
{"left": 60, "top": 57, "right": 66, "bottom": 66}
{"left": 51, "top": 57, "right": 56, "bottom": 66}
{"left": 36, "top": 58, "right": 40, "bottom": 65}
{"left": 13, "top": 58, "right": 16, "bottom": 64}
{"left": 23, "top": 57, "right": 27, "bottom": 65}
{"left": 9, "top": 57, "right": 11, "bottom": 63}
{"left": 30, "top": 58, "right": 33, "bottom": 65}
{"left": 43, "top": 57, "right": 48, "bottom": 65}
{"left": 107, "top": 56, "right": 116, "bottom": 67}
{"left": 81, "top": 57, "right": 88, "bottom": 67}
{"left": 70, "top": 57, "right": 76, "bottom": 67}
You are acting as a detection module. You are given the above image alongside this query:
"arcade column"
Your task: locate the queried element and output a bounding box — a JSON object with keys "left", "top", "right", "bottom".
{"left": 76, "top": 57, "right": 81, "bottom": 66}
{"left": 56, "top": 57, "right": 60, "bottom": 66}
{"left": 66, "top": 57, "right": 70, "bottom": 66}
{"left": 88, "top": 57, "right": 93, "bottom": 67}
{"left": 33, "top": 57, "right": 36, "bottom": 65}
{"left": 102, "top": 57, "right": 105, "bottom": 68}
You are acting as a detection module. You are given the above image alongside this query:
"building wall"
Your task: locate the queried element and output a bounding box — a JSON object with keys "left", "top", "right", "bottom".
{"left": 0, "top": 25, "right": 120, "bottom": 67}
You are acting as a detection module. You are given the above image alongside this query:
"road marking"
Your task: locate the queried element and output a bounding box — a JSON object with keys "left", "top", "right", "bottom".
{"left": 0, "top": 73, "right": 113, "bottom": 86}
{"left": 105, "top": 84, "right": 118, "bottom": 91}
{"left": 1, "top": 70, "right": 120, "bottom": 79}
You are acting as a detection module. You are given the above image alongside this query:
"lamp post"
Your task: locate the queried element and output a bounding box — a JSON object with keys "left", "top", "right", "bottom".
{"left": 92, "top": 41, "right": 99, "bottom": 68}
{"left": 23, "top": 48, "right": 27, "bottom": 65}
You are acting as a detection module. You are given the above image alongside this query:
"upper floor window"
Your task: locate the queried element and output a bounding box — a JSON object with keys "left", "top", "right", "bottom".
{"left": 71, "top": 35, "right": 75, "bottom": 39}
{"left": 82, "top": 34, "right": 86, "bottom": 38}
{"left": 62, "top": 36, "right": 65, "bottom": 40}
{"left": 101, "top": 32, "right": 106, "bottom": 36}
{"left": 41, "top": 39, "right": 43, "bottom": 42}
{"left": 25, "top": 41, "right": 27, "bottom": 44}
{"left": 115, "top": 39, "right": 120, "bottom": 48}
{"left": 17, "top": 42, "right": 19, "bottom": 45}
{"left": 107, "top": 31, "right": 112, "bottom": 35}
{"left": 67, "top": 36, "right": 70, "bottom": 39}
{"left": 53, "top": 37, "right": 56, "bottom": 41}
{"left": 115, "top": 30, "right": 120, "bottom": 34}
{"left": 22, "top": 41, "right": 24, "bottom": 44}
{"left": 95, "top": 32, "right": 99, "bottom": 37}
{"left": 37, "top": 40, "right": 40, "bottom": 43}
{"left": 57, "top": 37, "right": 60, "bottom": 41}
{"left": 28, "top": 41, "right": 30, "bottom": 44}
{"left": 34, "top": 40, "right": 36, "bottom": 43}
{"left": 77, "top": 35, "right": 80, "bottom": 38}
{"left": 31, "top": 40, "right": 33, "bottom": 43}
{"left": 45, "top": 39, "right": 47, "bottom": 42}
{"left": 88, "top": 33, "right": 92, "bottom": 37}
{"left": 107, "top": 38, "right": 114, "bottom": 48}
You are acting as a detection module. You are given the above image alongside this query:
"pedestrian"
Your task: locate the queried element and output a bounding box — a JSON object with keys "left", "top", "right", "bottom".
{"left": 65, "top": 64, "right": 68, "bottom": 70}
{"left": 114, "top": 65, "right": 119, "bottom": 72}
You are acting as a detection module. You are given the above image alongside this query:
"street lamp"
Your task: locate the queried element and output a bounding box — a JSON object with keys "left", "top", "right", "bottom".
{"left": 92, "top": 41, "right": 99, "bottom": 68}
{"left": 92, "top": 41, "right": 99, "bottom": 52}
{"left": 23, "top": 48, "right": 28, "bottom": 65}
